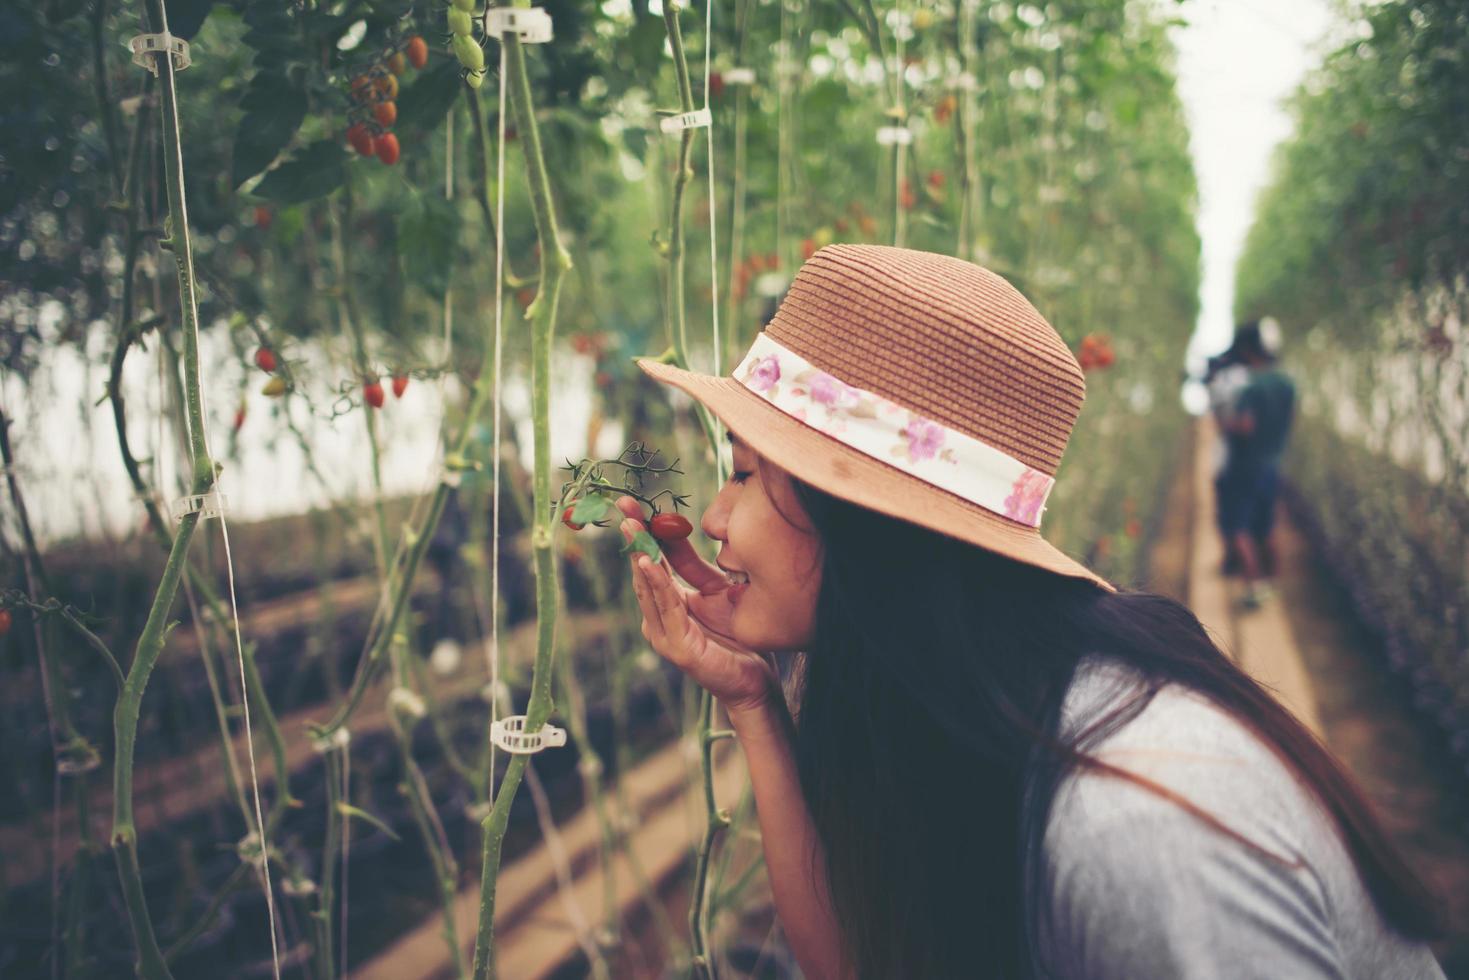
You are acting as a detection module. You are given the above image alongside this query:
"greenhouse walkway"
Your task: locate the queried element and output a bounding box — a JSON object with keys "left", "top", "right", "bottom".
{"left": 1187, "top": 419, "right": 1323, "bottom": 735}
{"left": 1180, "top": 418, "right": 1469, "bottom": 976}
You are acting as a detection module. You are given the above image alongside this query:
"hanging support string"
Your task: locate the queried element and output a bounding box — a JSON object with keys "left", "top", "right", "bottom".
{"left": 128, "top": 26, "right": 282, "bottom": 980}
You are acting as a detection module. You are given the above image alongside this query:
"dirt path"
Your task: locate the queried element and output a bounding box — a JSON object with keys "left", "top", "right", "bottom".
{"left": 1186, "top": 418, "right": 1469, "bottom": 975}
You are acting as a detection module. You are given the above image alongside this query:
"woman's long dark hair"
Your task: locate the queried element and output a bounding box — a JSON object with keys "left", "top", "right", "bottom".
{"left": 769, "top": 466, "right": 1442, "bottom": 978}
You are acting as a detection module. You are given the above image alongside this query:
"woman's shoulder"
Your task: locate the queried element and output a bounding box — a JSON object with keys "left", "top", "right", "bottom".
{"left": 1045, "top": 655, "right": 1326, "bottom": 897}
{"left": 1037, "top": 655, "right": 1446, "bottom": 979}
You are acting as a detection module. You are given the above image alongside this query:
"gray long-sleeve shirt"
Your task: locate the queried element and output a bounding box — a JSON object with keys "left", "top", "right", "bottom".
{"left": 1039, "top": 657, "right": 1446, "bottom": 979}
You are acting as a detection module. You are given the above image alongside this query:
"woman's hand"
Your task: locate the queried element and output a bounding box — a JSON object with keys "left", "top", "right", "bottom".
{"left": 617, "top": 496, "right": 780, "bottom": 714}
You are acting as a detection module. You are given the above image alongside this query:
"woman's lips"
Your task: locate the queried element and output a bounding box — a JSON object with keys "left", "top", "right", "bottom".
{"left": 726, "top": 581, "right": 750, "bottom": 603}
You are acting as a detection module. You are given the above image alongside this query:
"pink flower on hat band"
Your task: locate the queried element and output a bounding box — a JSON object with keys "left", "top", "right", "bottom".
{"left": 1003, "top": 468, "right": 1050, "bottom": 526}
{"left": 746, "top": 354, "right": 781, "bottom": 392}
{"left": 809, "top": 371, "right": 859, "bottom": 408}
{"left": 900, "top": 417, "right": 947, "bottom": 462}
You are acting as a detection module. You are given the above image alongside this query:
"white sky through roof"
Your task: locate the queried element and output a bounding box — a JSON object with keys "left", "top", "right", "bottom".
{"left": 1170, "top": 0, "right": 1335, "bottom": 373}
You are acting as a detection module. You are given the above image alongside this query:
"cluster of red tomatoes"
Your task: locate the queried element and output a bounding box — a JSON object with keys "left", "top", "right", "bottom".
{"left": 245, "top": 346, "right": 410, "bottom": 418}
{"left": 345, "top": 37, "right": 429, "bottom": 166}
{"left": 360, "top": 374, "right": 411, "bottom": 409}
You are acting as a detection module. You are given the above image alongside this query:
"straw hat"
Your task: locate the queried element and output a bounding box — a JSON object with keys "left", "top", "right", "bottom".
{"left": 636, "top": 243, "right": 1110, "bottom": 589}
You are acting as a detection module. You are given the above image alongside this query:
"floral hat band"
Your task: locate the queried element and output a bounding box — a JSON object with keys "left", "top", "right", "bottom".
{"left": 733, "top": 332, "right": 1055, "bottom": 528}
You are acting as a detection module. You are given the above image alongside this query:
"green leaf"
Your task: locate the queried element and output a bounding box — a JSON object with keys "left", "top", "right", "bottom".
{"left": 164, "top": 0, "right": 215, "bottom": 40}
{"left": 398, "top": 61, "right": 465, "bottom": 138}
{"left": 619, "top": 529, "right": 662, "bottom": 564}
{"left": 252, "top": 141, "right": 348, "bottom": 205}
{"left": 231, "top": 73, "right": 308, "bottom": 189}
{"left": 399, "top": 191, "right": 461, "bottom": 297}
{"left": 569, "top": 494, "right": 614, "bottom": 525}
{"left": 335, "top": 802, "right": 402, "bottom": 841}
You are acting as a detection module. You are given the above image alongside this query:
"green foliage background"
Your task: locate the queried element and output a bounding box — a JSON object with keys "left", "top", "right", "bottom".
{"left": 1236, "top": 0, "right": 1468, "bottom": 756}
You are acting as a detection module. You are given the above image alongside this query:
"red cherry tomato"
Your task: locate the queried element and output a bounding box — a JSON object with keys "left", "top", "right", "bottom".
{"left": 649, "top": 513, "right": 693, "bottom": 541}
{"left": 392, "top": 374, "right": 409, "bottom": 398}
{"left": 347, "top": 123, "right": 375, "bottom": 157}
{"left": 0, "top": 609, "right": 11, "bottom": 636}
{"left": 376, "top": 133, "right": 400, "bottom": 166}
{"left": 562, "top": 505, "right": 584, "bottom": 531}
{"left": 373, "top": 101, "right": 397, "bottom": 127}
{"left": 407, "top": 37, "right": 429, "bottom": 70}
{"left": 254, "top": 347, "right": 277, "bottom": 373}
{"left": 364, "top": 380, "right": 385, "bottom": 408}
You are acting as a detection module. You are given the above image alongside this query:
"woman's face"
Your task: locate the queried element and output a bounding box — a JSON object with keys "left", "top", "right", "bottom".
{"left": 701, "top": 431, "right": 823, "bottom": 653}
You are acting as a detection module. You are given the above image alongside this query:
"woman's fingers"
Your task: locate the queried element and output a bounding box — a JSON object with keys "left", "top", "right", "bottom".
{"left": 629, "top": 557, "right": 660, "bottom": 634}
{"left": 643, "top": 557, "right": 691, "bottom": 642}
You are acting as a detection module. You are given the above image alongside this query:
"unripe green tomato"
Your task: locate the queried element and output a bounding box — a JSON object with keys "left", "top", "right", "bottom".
{"left": 452, "top": 0, "right": 476, "bottom": 10}
{"left": 465, "top": 69, "right": 484, "bottom": 89}
{"left": 447, "top": 7, "right": 473, "bottom": 36}
{"left": 453, "top": 33, "right": 485, "bottom": 72}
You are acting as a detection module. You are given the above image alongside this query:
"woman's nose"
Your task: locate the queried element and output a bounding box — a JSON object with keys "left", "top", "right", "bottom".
{"left": 700, "top": 493, "right": 728, "bottom": 542}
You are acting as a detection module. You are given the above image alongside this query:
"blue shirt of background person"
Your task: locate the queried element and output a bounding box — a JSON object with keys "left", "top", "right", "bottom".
{"left": 1225, "top": 331, "right": 1296, "bottom": 473}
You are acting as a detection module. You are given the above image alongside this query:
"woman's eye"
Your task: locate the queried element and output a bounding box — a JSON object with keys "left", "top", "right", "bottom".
{"left": 730, "top": 471, "right": 751, "bottom": 484}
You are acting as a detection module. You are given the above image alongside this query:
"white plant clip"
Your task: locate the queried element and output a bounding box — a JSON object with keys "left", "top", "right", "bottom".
{"left": 484, "top": 7, "right": 554, "bottom": 43}
{"left": 311, "top": 727, "right": 352, "bottom": 754}
{"left": 171, "top": 489, "right": 227, "bottom": 524}
{"left": 876, "top": 126, "right": 914, "bottom": 147}
{"left": 388, "top": 686, "right": 428, "bottom": 721}
{"left": 490, "top": 714, "right": 567, "bottom": 755}
{"left": 660, "top": 108, "right": 713, "bottom": 134}
{"left": 128, "top": 33, "right": 192, "bottom": 75}
{"left": 236, "top": 831, "right": 268, "bottom": 869}
{"left": 723, "top": 67, "right": 756, "bottom": 85}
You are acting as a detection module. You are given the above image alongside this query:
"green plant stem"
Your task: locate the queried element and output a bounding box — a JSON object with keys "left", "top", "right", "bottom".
{"left": 407, "top": 650, "right": 480, "bottom": 787}
{"left": 53, "top": 604, "right": 125, "bottom": 690}
{"left": 395, "top": 726, "right": 468, "bottom": 980}
{"left": 0, "top": 408, "right": 82, "bottom": 743}
{"left": 99, "top": 54, "right": 298, "bottom": 911}
{"left": 0, "top": 405, "right": 100, "bottom": 980}
{"left": 335, "top": 225, "right": 466, "bottom": 977}
{"left": 162, "top": 804, "right": 289, "bottom": 964}
{"left": 468, "top": 21, "right": 574, "bottom": 978}
{"left": 110, "top": 3, "right": 217, "bottom": 974}
{"left": 316, "top": 747, "right": 342, "bottom": 980}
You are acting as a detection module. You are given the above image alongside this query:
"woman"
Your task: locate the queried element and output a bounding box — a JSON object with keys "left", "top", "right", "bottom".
{"left": 619, "top": 245, "right": 1444, "bottom": 978}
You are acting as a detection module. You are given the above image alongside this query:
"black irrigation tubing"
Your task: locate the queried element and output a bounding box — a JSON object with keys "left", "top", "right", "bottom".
{"left": 1280, "top": 481, "right": 1469, "bottom": 829}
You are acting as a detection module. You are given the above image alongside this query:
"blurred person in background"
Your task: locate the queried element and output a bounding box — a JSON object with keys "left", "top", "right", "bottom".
{"left": 1217, "top": 318, "right": 1294, "bottom": 610}
{"left": 1204, "top": 330, "right": 1251, "bottom": 574}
